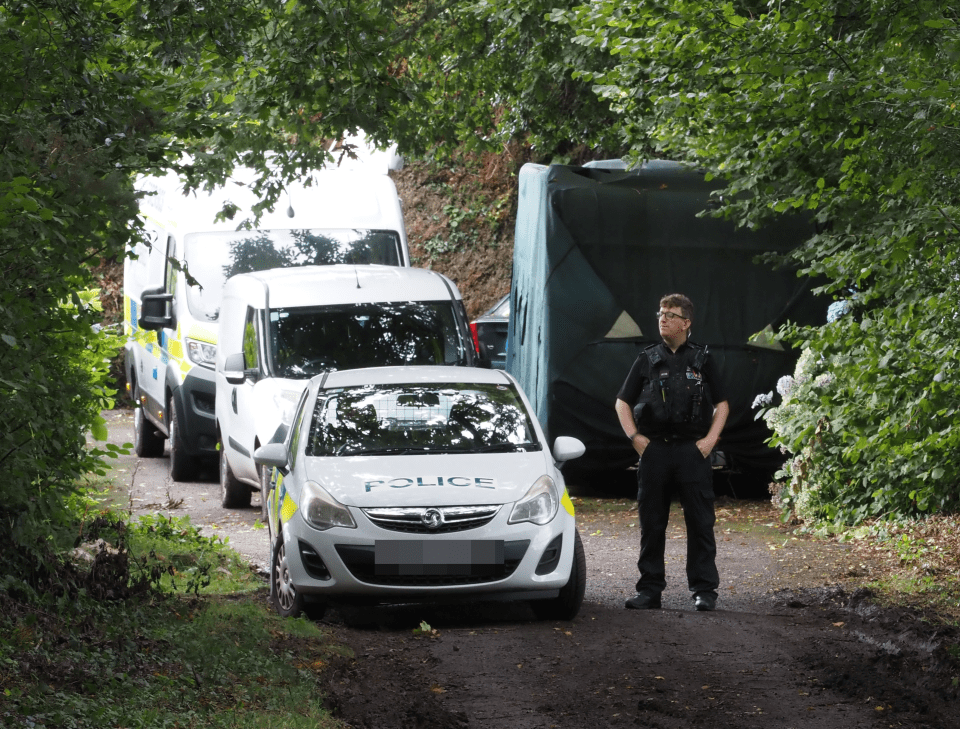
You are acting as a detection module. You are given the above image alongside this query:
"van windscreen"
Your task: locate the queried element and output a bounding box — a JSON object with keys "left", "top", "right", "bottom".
{"left": 184, "top": 228, "right": 403, "bottom": 321}
{"left": 267, "top": 301, "right": 469, "bottom": 377}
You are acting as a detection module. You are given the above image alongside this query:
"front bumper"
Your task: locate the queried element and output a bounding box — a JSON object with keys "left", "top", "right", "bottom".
{"left": 171, "top": 365, "right": 218, "bottom": 459}
{"left": 280, "top": 505, "right": 576, "bottom": 604}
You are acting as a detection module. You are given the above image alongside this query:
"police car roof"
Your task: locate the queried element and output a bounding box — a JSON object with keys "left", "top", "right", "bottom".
{"left": 234, "top": 265, "right": 461, "bottom": 309}
{"left": 315, "top": 365, "right": 516, "bottom": 390}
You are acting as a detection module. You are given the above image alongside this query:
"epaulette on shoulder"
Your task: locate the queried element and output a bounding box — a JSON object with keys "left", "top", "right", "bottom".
{"left": 644, "top": 343, "right": 663, "bottom": 367}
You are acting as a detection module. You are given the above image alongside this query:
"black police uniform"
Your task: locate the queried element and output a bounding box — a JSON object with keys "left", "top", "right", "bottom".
{"left": 617, "top": 340, "right": 726, "bottom": 602}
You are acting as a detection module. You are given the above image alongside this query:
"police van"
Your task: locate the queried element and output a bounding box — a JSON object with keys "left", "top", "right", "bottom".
{"left": 215, "top": 265, "right": 485, "bottom": 509}
{"left": 125, "top": 166, "right": 410, "bottom": 481}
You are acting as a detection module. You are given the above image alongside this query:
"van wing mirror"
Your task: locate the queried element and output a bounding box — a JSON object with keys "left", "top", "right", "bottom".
{"left": 138, "top": 287, "right": 175, "bottom": 330}
{"left": 254, "top": 442, "right": 289, "bottom": 470}
{"left": 223, "top": 353, "right": 246, "bottom": 385}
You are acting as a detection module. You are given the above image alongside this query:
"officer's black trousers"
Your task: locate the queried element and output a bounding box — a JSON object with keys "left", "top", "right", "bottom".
{"left": 635, "top": 439, "right": 719, "bottom": 598}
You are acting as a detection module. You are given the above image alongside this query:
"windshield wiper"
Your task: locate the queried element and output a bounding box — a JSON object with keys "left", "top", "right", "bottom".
{"left": 334, "top": 445, "right": 432, "bottom": 457}
{"left": 433, "top": 443, "right": 536, "bottom": 454}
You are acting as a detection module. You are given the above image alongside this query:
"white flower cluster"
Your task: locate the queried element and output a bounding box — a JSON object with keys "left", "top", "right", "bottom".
{"left": 776, "top": 375, "right": 796, "bottom": 398}
{"left": 751, "top": 391, "right": 774, "bottom": 409}
{"left": 814, "top": 373, "right": 834, "bottom": 388}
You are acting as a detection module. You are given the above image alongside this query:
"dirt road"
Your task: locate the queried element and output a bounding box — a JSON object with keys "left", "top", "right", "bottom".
{"left": 104, "top": 410, "right": 959, "bottom": 728}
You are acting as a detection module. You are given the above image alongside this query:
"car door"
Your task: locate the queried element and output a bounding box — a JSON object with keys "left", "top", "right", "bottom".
{"left": 267, "top": 386, "right": 311, "bottom": 545}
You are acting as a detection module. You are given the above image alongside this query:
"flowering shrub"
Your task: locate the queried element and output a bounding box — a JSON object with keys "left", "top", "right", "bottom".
{"left": 755, "top": 301, "right": 960, "bottom": 529}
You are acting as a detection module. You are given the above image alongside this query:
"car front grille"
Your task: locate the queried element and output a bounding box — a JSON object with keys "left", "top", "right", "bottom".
{"left": 335, "top": 540, "right": 530, "bottom": 586}
{"left": 361, "top": 505, "right": 501, "bottom": 534}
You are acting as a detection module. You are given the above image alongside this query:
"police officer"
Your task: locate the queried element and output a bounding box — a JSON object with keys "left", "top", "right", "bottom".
{"left": 615, "top": 294, "right": 729, "bottom": 611}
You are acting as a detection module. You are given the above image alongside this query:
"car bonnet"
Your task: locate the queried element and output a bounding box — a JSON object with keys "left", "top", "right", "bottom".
{"left": 302, "top": 451, "right": 554, "bottom": 507}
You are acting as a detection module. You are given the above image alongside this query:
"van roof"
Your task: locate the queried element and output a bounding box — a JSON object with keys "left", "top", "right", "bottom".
{"left": 232, "top": 265, "right": 462, "bottom": 308}
{"left": 136, "top": 168, "right": 402, "bottom": 233}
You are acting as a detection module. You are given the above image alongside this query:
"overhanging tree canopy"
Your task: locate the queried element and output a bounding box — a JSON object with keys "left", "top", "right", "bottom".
{"left": 554, "top": 0, "right": 960, "bottom": 522}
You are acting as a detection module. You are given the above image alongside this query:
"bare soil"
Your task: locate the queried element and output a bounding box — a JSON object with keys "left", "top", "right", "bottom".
{"left": 310, "top": 497, "right": 959, "bottom": 729}
{"left": 103, "top": 406, "right": 960, "bottom": 729}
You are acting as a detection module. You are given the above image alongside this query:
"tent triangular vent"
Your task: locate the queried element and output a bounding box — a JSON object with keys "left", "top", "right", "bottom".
{"left": 604, "top": 310, "right": 642, "bottom": 339}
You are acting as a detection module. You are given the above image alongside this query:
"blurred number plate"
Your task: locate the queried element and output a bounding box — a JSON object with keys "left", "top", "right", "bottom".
{"left": 375, "top": 539, "right": 504, "bottom": 576}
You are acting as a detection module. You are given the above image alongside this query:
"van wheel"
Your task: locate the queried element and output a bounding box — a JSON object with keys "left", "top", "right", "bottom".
{"left": 133, "top": 384, "right": 164, "bottom": 458}
{"left": 168, "top": 403, "right": 200, "bottom": 482}
{"left": 220, "top": 441, "right": 251, "bottom": 508}
{"left": 271, "top": 536, "right": 326, "bottom": 620}
{"left": 531, "top": 530, "right": 586, "bottom": 621}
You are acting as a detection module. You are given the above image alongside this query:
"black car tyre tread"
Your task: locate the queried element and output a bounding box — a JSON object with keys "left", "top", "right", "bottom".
{"left": 169, "top": 402, "right": 200, "bottom": 482}
{"left": 220, "top": 441, "right": 251, "bottom": 508}
{"left": 531, "top": 529, "right": 586, "bottom": 621}
{"left": 132, "top": 384, "right": 165, "bottom": 458}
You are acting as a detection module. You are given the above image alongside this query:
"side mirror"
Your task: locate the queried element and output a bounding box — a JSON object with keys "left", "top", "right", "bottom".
{"left": 254, "top": 442, "right": 288, "bottom": 470}
{"left": 138, "top": 287, "right": 175, "bottom": 330}
{"left": 552, "top": 436, "right": 585, "bottom": 463}
{"left": 223, "top": 353, "right": 246, "bottom": 385}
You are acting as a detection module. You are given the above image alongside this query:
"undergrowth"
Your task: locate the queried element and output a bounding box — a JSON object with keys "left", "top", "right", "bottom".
{"left": 0, "top": 513, "right": 348, "bottom": 729}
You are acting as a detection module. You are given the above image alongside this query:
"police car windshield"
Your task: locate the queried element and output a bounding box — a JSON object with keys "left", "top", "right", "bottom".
{"left": 267, "top": 302, "right": 469, "bottom": 378}
{"left": 306, "top": 383, "right": 541, "bottom": 457}
{"left": 183, "top": 228, "right": 403, "bottom": 322}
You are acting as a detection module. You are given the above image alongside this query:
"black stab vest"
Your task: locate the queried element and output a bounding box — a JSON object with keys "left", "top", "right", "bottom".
{"left": 632, "top": 342, "right": 714, "bottom": 439}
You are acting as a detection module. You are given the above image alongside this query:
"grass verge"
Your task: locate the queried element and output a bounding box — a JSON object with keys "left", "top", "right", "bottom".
{"left": 0, "top": 514, "right": 349, "bottom": 729}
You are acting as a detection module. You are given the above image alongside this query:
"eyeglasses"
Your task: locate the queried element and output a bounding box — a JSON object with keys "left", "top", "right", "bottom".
{"left": 655, "top": 311, "right": 688, "bottom": 321}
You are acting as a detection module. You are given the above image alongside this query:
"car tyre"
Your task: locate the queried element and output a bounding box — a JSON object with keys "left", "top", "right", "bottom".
{"left": 132, "top": 383, "right": 164, "bottom": 458}
{"left": 271, "top": 536, "right": 326, "bottom": 620}
{"left": 220, "top": 441, "right": 251, "bottom": 508}
{"left": 531, "top": 529, "right": 586, "bottom": 621}
{"left": 168, "top": 402, "right": 200, "bottom": 482}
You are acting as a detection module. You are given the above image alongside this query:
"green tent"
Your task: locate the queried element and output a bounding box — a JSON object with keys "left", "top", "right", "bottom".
{"left": 507, "top": 162, "right": 826, "bottom": 478}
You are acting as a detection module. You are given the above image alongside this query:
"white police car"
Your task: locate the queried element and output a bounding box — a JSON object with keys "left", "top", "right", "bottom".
{"left": 254, "top": 365, "right": 586, "bottom": 621}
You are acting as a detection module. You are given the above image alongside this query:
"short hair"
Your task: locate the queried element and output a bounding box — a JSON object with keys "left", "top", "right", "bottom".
{"left": 660, "top": 293, "right": 694, "bottom": 321}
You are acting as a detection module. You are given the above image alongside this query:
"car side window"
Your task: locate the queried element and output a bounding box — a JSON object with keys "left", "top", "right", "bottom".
{"left": 287, "top": 389, "right": 310, "bottom": 471}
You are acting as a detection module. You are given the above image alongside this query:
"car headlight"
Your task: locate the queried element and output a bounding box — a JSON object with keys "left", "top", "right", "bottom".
{"left": 185, "top": 338, "right": 216, "bottom": 367}
{"left": 508, "top": 475, "right": 559, "bottom": 526}
{"left": 302, "top": 481, "right": 357, "bottom": 531}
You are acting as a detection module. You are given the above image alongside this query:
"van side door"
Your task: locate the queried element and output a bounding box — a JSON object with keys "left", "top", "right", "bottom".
{"left": 138, "top": 233, "right": 177, "bottom": 431}
{"left": 224, "top": 305, "right": 264, "bottom": 484}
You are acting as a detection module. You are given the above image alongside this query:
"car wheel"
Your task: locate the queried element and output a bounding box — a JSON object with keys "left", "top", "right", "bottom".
{"left": 531, "top": 529, "right": 586, "bottom": 621}
{"left": 132, "top": 383, "right": 164, "bottom": 458}
{"left": 168, "top": 402, "right": 200, "bottom": 482}
{"left": 271, "top": 536, "right": 326, "bottom": 620}
{"left": 220, "top": 441, "right": 251, "bottom": 508}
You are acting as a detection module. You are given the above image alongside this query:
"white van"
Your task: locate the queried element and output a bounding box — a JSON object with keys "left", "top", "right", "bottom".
{"left": 125, "top": 167, "right": 410, "bottom": 481}
{"left": 215, "top": 265, "right": 484, "bottom": 509}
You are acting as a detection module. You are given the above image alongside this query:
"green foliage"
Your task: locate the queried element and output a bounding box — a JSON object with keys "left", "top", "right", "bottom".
{"left": 0, "top": 508, "right": 346, "bottom": 728}
{"left": 128, "top": 513, "right": 264, "bottom": 595}
{"left": 392, "top": 0, "right": 627, "bottom": 160}
{"left": 0, "top": 592, "right": 345, "bottom": 729}
{"left": 0, "top": 0, "right": 431, "bottom": 588}
{"left": 558, "top": 0, "right": 960, "bottom": 524}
